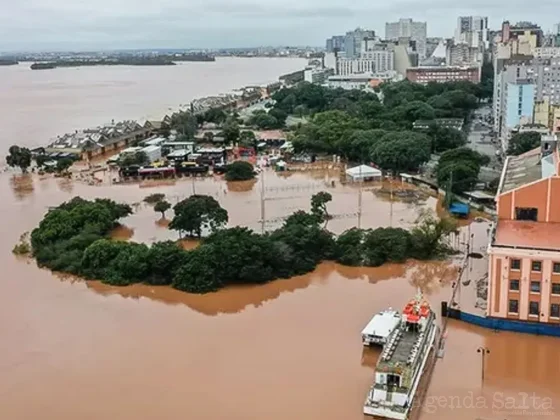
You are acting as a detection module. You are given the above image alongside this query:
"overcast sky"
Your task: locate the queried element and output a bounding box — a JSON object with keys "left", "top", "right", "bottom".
{"left": 1, "top": 0, "right": 559, "bottom": 51}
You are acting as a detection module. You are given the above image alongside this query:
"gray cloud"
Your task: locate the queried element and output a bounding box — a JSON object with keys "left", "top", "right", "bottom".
{"left": 0, "top": 0, "right": 559, "bottom": 51}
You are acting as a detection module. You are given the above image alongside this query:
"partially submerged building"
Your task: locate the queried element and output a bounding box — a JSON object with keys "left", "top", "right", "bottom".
{"left": 46, "top": 120, "right": 149, "bottom": 160}
{"left": 488, "top": 134, "right": 560, "bottom": 326}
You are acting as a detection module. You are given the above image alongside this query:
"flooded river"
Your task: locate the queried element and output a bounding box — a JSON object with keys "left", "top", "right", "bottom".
{"left": 1, "top": 60, "right": 559, "bottom": 419}
{"left": 1, "top": 171, "right": 559, "bottom": 420}
{"left": 0, "top": 57, "right": 307, "bottom": 150}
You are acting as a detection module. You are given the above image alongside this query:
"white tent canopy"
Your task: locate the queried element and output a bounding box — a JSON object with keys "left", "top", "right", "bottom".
{"left": 345, "top": 164, "right": 382, "bottom": 181}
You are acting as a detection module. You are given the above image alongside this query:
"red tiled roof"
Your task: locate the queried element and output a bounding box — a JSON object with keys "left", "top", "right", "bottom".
{"left": 494, "top": 220, "right": 560, "bottom": 250}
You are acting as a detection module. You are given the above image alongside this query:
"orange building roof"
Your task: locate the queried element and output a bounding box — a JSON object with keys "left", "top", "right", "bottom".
{"left": 494, "top": 220, "right": 560, "bottom": 250}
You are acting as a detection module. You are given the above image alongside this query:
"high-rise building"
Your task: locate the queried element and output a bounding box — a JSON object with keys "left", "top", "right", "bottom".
{"left": 492, "top": 55, "right": 535, "bottom": 150}
{"left": 325, "top": 35, "right": 345, "bottom": 53}
{"left": 385, "top": 19, "right": 427, "bottom": 59}
{"left": 344, "top": 28, "right": 376, "bottom": 59}
{"left": 455, "top": 16, "right": 489, "bottom": 49}
{"left": 504, "top": 80, "right": 536, "bottom": 131}
{"left": 446, "top": 40, "right": 483, "bottom": 66}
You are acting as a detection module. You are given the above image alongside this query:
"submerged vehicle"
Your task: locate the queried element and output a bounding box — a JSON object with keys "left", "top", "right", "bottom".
{"left": 363, "top": 293, "right": 437, "bottom": 419}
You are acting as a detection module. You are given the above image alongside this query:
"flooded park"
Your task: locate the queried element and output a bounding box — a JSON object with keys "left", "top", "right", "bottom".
{"left": 1, "top": 168, "right": 559, "bottom": 420}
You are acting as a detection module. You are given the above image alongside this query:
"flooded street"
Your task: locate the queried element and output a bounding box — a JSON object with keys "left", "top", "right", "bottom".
{"left": 1, "top": 171, "right": 559, "bottom": 420}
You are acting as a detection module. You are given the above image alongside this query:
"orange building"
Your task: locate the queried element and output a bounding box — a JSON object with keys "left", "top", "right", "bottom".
{"left": 488, "top": 135, "right": 560, "bottom": 324}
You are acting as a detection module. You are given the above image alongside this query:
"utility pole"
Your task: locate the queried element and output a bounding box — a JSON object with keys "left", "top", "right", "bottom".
{"left": 389, "top": 171, "right": 394, "bottom": 227}
{"left": 191, "top": 175, "right": 196, "bottom": 195}
{"left": 260, "top": 169, "right": 265, "bottom": 234}
{"left": 358, "top": 164, "right": 363, "bottom": 229}
{"left": 476, "top": 346, "right": 490, "bottom": 385}
{"left": 445, "top": 169, "right": 453, "bottom": 209}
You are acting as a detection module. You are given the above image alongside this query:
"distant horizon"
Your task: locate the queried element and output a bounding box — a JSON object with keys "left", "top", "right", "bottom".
{"left": 0, "top": 45, "right": 324, "bottom": 55}
{"left": 2, "top": 0, "right": 559, "bottom": 53}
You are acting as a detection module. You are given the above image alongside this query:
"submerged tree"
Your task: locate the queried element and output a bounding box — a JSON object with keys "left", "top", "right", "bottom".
{"left": 310, "top": 191, "right": 333, "bottom": 223}
{"left": 225, "top": 161, "right": 255, "bottom": 181}
{"left": 169, "top": 195, "right": 228, "bottom": 238}
{"left": 154, "top": 200, "right": 171, "bottom": 218}
{"left": 6, "top": 145, "right": 32, "bottom": 172}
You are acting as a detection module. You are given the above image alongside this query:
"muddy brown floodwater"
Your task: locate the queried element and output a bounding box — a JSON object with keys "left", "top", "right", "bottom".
{"left": 1, "top": 170, "right": 559, "bottom": 420}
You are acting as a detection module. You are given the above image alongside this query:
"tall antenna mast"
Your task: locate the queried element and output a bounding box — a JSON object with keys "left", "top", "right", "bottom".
{"left": 358, "top": 164, "right": 363, "bottom": 229}
{"left": 260, "top": 169, "right": 265, "bottom": 234}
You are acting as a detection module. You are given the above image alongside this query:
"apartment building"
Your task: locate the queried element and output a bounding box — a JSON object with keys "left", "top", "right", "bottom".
{"left": 386, "top": 19, "right": 427, "bottom": 59}
{"left": 533, "top": 57, "right": 560, "bottom": 105}
{"left": 344, "top": 28, "right": 376, "bottom": 59}
{"left": 446, "top": 41, "right": 483, "bottom": 66}
{"left": 326, "top": 35, "right": 345, "bottom": 53}
{"left": 406, "top": 66, "right": 480, "bottom": 84}
{"left": 336, "top": 58, "right": 377, "bottom": 76}
{"left": 455, "top": 16, "right": 489, "bottom": 49}
{"left": 492, "top": 55, "right": 534, "bottom": 146}
{"left": 360, "top": 39, "right": 395, "bottom": 73}
{"left": 488, "top": 136, "right": 560, "bottom": 324}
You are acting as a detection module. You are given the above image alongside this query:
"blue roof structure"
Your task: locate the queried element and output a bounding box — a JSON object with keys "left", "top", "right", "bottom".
{"left": 449, "top": 202, "right": 470, "bottom": 216}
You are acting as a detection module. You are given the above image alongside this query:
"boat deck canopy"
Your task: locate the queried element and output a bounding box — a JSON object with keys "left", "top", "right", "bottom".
{"left": 361, "top": 311, "right": 400, "bottom": 339}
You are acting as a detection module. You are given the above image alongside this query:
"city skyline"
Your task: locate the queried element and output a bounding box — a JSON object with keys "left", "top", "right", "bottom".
{"left": 2, "top": 0, "right": 560, "bottom": 51}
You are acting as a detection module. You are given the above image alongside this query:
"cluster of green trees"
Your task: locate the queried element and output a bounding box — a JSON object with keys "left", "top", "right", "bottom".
{"left": 118, "top": 151, "right": 149, "bottom": 168}
{"left": 29, "top": 194, "right": 457, "bottom": 294}
{"left": 436, "top": 147, "right": 490, "bottom": 194}
{"left": 6, "top": 145, "right": 76, "bottom": 174}
{"left": 225, "top": 161, "right": 255, "bottom": 181}
{"left": 506, "top": 131, "right": 542, "bottom": 156}
{"left": 6, "top": 146, "right": 32, "bottom": 172}
{"left": 143, "top": 193, "right": 171, "bottom": 217}
{"left": 266, "top": 81, "right": 479, "bottom": 173}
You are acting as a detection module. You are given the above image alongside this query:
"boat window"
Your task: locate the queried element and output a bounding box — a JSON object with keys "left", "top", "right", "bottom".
{"left": 386, "top": 374, "right": 400, "bottom": 388}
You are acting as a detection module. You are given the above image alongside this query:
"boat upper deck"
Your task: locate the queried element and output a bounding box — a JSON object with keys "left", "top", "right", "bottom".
{"left": 377, "top": 312, "right": 435, "bottom": 371}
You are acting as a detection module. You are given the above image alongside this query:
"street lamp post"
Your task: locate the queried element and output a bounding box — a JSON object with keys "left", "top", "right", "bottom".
{"left": 477, "top": 346, "right": 490, "bottom": 384}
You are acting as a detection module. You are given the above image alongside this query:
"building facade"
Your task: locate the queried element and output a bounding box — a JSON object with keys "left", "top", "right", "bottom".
{"left": 446, "top": 41, "right": 483, "bottom": 66}
{"left": 303, "top": 67, "right": 334, "bottom": 84}
{"left": 336, "top": 58, "right": 377, "bottom": 76}
{"left": 344, "top": 28, "right": 376, "bottom": 59}
{"left": 406, "top": 66, "right": 480, "bottom": 84}
{"left": 503, "top": 80, "right": 536, "bottom": 136}
{"left": 488, "top": 138, "right": 560, "bottom": 324}
{"left": 492, "top": 55, "right": 534, "bottom": 147}
{"left": 533, "top": 57, "right": 560, "bottom": 105}
{"left": 385, "top": 19, "right": 427, "bottom": 59}
{"left": 455, "top": 16, "right": 489, "bottom": 49}
{"left": 326, "top": 35, "right": 345, "bottom": 53}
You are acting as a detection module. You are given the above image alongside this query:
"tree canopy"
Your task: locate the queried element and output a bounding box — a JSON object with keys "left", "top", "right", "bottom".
{"left": 225, "top": 161, "right": 255, "bottom": 181}
{"left": 119, "top": 151, "right": 149, "bottom": 168}
{"left": 436, "top": 147, "right": 489, "bottom": 194}
{"left": 6, "top": 145, "right": 32, "bottom": 172}
{"left": 506, "top": 131, "right": 542, "bottom": 156}
{"left": 154, "top": 200, "right": 171, "bottom": 217}
{"left": 275, "top": 80, "right": 479, "bottom": 171}
{"left": 169, "top": 195, "right": 228, "bottom": 238}
{"left": 27, "top": 195, "right": 456, "bottom": 295}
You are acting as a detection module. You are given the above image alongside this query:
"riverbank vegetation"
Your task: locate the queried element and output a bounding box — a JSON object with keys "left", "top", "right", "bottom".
{"left": 28, "top": 195, "right": 457, "bottom": 294}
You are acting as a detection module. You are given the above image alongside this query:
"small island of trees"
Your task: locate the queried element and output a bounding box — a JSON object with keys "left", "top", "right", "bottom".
{"left": 27, "top": 194, "right": 457, "bottom": 294}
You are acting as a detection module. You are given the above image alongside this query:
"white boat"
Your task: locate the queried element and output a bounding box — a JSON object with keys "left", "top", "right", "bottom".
{"left": 363, "top": 293, "right": 438, "bottom": 420}
{"left": 361, "top": 309, "right": 401, "bottom": 346}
